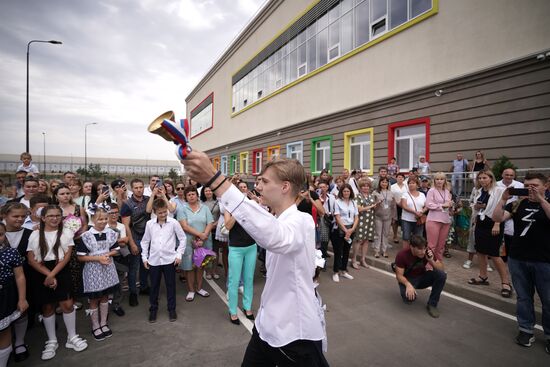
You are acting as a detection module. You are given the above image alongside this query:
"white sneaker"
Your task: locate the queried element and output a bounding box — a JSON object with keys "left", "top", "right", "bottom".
{"left": 341, "top": 272, "right": 354, "bottom": 280}
{"left": 462, "top": 260, "right": 472, "bottom": 269}
{"left": 65, "top": 335, "right": 88, "bottom": 352}
{"left": 332, "top": 273, "right": 340, "bottom": 282}
{"left": 487, "top": 265, "right": 494, "bottom": 272}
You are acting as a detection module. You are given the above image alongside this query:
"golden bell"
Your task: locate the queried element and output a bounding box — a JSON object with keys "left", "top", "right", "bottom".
{"left": 147, "top": 111, "right": 175, "bottom": 142}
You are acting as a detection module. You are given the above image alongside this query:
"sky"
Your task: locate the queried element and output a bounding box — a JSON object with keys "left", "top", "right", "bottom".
{"left": 0, "top": 0, "right": 266, "bottom": 162}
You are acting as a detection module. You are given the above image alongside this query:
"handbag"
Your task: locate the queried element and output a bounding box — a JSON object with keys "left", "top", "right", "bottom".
{"left": 220, "top": 224, "right": 230, "bottom": 236}
{"left": 408, "top": 193, "right": 427, "bottom": 225}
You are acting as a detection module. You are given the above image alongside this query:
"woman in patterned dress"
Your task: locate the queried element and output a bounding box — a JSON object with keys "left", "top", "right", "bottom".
{"left": 77, "top": 207, "right": 120, "bottom": 341}
{"left": 351, "top": 179, "right": 377, "bottom": 269}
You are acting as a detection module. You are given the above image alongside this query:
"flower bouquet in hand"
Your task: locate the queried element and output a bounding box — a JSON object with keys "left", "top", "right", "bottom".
{"left": 192, "top": 237, "right": 216, "bottom": 269}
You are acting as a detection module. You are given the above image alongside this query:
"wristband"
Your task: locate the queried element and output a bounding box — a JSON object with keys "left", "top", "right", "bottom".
{"left": 205, "top": 170, "right": 222, "bottom": 188}
{"left": 211, "top": 176, "right": 229, "bottom": 193}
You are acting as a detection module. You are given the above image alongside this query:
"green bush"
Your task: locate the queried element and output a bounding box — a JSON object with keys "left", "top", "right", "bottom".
{"left": 491, "top": 156, "right": 517, "bottom": 181}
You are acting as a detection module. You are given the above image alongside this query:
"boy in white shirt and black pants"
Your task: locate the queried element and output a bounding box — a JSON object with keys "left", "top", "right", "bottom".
{"left": 141, "top": 199, "right": 186, "bottom": 323}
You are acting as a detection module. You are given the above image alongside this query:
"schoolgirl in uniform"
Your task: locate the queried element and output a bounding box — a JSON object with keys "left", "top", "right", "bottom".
{"left": 27, "top": 205, "right": 88, "bottom": 360}
{"left": 1, "top": 202, "right": 33, "bottom": 362}
{"left": 0, "top": 222, "right": 29, "bottom": 367}
{"left": 77, "top": 206, "right": 120, "bottom": 341}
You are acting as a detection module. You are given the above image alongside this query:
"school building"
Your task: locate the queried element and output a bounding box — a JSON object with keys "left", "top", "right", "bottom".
{"left": 185, "top": 0, "right": 550, "bottom": 177}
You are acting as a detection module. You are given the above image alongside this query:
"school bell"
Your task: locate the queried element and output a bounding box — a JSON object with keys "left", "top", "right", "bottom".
{"left": 147, "top": 111, "right": 192, "bottom": 160}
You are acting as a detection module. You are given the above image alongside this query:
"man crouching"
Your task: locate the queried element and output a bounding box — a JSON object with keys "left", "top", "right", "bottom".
{"left": 394, "top": 235, "right": 447, "bottom": 318}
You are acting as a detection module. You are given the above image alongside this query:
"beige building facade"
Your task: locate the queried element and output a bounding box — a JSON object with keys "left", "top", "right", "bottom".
{"left": 186, "top": 0, "right": 550, "bottom": 176}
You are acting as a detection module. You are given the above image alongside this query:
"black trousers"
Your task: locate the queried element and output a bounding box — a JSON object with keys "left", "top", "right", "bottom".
{"left": 242, "top": 327, "right": 329, "bottom": 367}
{"left": 149, "top": 264, "right": 176, "bottom": 312}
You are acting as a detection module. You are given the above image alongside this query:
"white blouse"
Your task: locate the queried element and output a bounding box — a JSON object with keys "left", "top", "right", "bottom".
{"left": 27, "top": 229, "right": 75, "bottom": 262}
{"left": 401, "top": 192, "right": 426, "bottom": 222}
{"left": 334, "top": 199, "right": 359, "bottom": 226}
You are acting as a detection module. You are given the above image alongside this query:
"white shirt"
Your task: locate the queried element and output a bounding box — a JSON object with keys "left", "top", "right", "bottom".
{"left": 497, "top": 179, "right": 524, "bottom": 235}
{"left": 19, "top": 197, "right": 30, "bottom": 208}
{"left": 143, "top": 186, "right": 153, "bottom": 197}
{"left": 221, "top": 185, "right": 325, "bottom": 348}
{"left": 22, "top": 216, "right": 39, "bottom": 231}
{"left": 6, "top": 230, "right": 24, "bottom": 250}
{"left": 334, "top": 199, "right": 359, "bottom": 226}
{"left": 348, "top": 178, "right": 360, "bottom": 195}
{"left": 473, "top": 186, "right": 505, "bottom": 221}
{"left": 391, "top": 182, "right": 408, "bottom": 203}
{"left": 27, "top": 229, "right": 75, "bottom": 262}
{"left": 141, "top": 216, "right": 186, "bottom": 266}
{"left": 401, "top": 192, "right": 426, "bottom": 222}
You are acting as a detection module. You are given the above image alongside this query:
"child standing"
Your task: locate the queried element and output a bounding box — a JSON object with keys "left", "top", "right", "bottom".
{"left": 141, "top": 199, "right": 186, "bottom": 323}
{"left": 107, "top": 203, "right": 129, "bottom": 317}
{"left": 27, "top": 205, "right": 88, "bottom": 360}
{"left": 0, "top": 222, "right": 29, "bottom": 367}
{"left": 77, "top": 207, "right": 120, "bottom": 341}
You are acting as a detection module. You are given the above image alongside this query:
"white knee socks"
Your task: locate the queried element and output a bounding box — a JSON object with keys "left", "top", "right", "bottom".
{"left": 0, "top": 345, "right": 13, "bottom": 367}
{"left": 99, "top": 302, "right": 109, "bottom": 327}
{"left": 42, "top": 314, "right": 57, "bottom": 342}
{"left": 13, "top": 315, "right": 28, "bottom": 353}
{"left": 89, "top": 308, "right": 100, "bottom": 330}
{"left": 63, "top": 310, "right": 77, "bottom": 340}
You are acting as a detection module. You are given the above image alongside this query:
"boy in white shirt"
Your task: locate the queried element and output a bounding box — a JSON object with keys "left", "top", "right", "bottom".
{"left": 141, "top": 199, "right": 186, "bottom": 323}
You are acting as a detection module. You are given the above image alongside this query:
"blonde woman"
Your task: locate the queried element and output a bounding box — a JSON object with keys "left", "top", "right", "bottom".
{"left": 425, "top": 173, "right": 453, "bottom": 261}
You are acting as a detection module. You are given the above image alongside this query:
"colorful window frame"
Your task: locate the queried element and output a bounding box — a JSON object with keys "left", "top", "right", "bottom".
{"left": 220, "top": 155, "right": 228, "bottom": 175}
{"left": 388, "top": 117, "right": 430, "bottom": 172}
{"left": 267, "top": 145, "right": 281, "bottom": 161}
{"left": 286, "top": 141, "right": 303, "bottom": 163}
{"left": 212, "top": 157, "right": 221, "bottom": 171}
{"left": 239, "top": 152, "right": 249, "bottom": 174}
{"left": 344, "top": 127, "right": 374, "bottom": 174}
{"left": 229, "top": 154, "right": 238, "bottom": 175}
{"left": 310, "top": 135, "right": 332, "bottom": 174}
{"left": 252, "top": 148, "right": 263, "bottom": 175}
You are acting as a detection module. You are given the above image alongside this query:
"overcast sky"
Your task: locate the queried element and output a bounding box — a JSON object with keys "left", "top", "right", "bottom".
{"left": 0, "top": 0, "right": 265, "bottom": 162}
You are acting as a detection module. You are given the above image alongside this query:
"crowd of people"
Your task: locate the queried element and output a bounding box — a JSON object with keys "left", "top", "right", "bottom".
{"left": 0, "top": 150, "right": 549, "bottom": 366}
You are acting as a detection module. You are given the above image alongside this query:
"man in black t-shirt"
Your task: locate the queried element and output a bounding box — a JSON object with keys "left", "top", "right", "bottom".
{"left": 394, "top": 235, "right": 447, "bottom": 318}
{"left": 493, "top": 172, "right": 550, "bottom": 353}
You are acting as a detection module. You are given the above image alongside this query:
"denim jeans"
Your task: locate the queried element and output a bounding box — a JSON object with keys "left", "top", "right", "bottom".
{"left": 127, "top": 238, "right": 149, "bottom": 294}
{"left": 398, "top": 269, "right": 447, "bottom": 307}
{"left": 508, "top": 258, "right": 550, "bottom": 338}
{"left": 451, "top": 173, "right": 464, "bottom": 197}
{"left": 401, "top": 220, "right": 423, "bottom": 242}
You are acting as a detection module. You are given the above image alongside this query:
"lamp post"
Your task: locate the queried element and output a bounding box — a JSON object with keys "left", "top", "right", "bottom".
{"left": 26, "top": 40, "right": 62, "bottom": 153}
{"left": 84, "top": 122, "right": 98, "bottom": 180}
{"left": 42, "top": 132, "right": 46, "bottom": 177}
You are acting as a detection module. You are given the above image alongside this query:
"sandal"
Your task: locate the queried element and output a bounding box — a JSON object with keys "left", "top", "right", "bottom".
{"left": 213, "top": 274, "right": 220, "bottom": 280}
{"left": 186, "top": 292, "right": 195, "bottom": 302}
{"left": 383, "top": 253, "right": 389, "bottom": 258}
{"left": 41, "top": 340, "right": 58, "bottom": 360}
{"left": 65, "top": 335, "right": 88, "bottom": 352}
{"left": 444, "top": 250, "right": 452, "bottom": 258}
{"left": 374, "top": 252, "right": 380, "bottom": 258}
{"left": 351, "top": 262, "right": 359, "bottom": 270}
{"left": 468, "top": 276, "right": 490, "bottom": 285}
{"left": 13, "top": 344, "right": 29, "bottom": 362}
{"left": 197, "top": 289, "right": 210, "bottom": 297}
{"left": 100, "top": 325, "right": 113, "bottom": 338}
{"left": 92, "top": 327, "right": 105, "bottom": 341}
{"left": 205, "top": 274, "right": 212, "bottom": 280}
{"left": 501, "top": 283, "right": 513, "bottom": 298}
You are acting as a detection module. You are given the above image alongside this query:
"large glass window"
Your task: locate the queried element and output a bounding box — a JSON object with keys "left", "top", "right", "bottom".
{"left": 252, "top": 149, "right": 263, "bottom": 175}
{"left": 220, "top": 156, "right": 228, "bottom": 175}
{"left": 239, "top": 152, "right": 249, "bottom": 174}
{"left": 267, "top": 145, "right": 280, "bottom": 161}
{"left": 230, "top": 154, "right": 238, "bottom": 175}
{"left": 311, "top": 136, "right": 332, "bottom": 174}
{"left": 389, "top": 119, "right": 429, "bottom": 171}
{"left": 344, "top": 128, "right": 373, "bottom": 173}
{"left": 232, "top": 0, "right": 435, "bottom": 113}
{"left": 286, "top": 141, "right": 303, "bottom": 163}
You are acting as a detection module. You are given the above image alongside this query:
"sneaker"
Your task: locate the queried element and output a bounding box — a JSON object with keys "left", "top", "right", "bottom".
{"left": 462, "top": 260, "right": 472, "bottom": 269}
{"left": 149, "top": 310, "right": 157, "bottom": 323}
{"left": 332, "top": 273, "right": 340, "bottom": 282}
{"left": 129, "top": 293, "right": 138, "bottom": 307}
{"left": 426, "top": 305, "right": 440, "bottom": 318}
{"left": 341, "top": 272, "right": 354, "bottom": 280}
{"left": 516, "top": 331, "right": 535, "bottom": 347}
{"left": 487, "top": 265, "right": 494, "bottom": 272}
{"left": 169, "top": 310, "right": 177, "bottom": 322}
{"left": 65, "top": 335, "right": 88, "bottom": 352}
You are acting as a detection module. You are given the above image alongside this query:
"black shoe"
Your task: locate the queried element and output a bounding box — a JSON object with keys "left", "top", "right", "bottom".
{"left": 93, "top": 327, "right": 106, "bottom": 341}
{"left": 100, "top": 325, "right": 113, "bottom": 338}
{"left": 149, "top": 311, "right": 157, "bottom": 323}
{"left": 129, "top": 293, "right": 138, "bottom": 307}
{"left": 230, "top": 316, "right": 240, "bottom": 325}
{"left": 113, "top": 305, "right": 125, "bottom": 317}
{"left": 516, "top": 331, "right": 535, "bottom": 347}
{"left": 169, "top": 310, "right": 177, "bottom": 322}
{"left": 139, "top": 287, "right": 150, "bottom": 295}
{"left": 13, "top": 345, "right": 29, "bottom": 362}
{"left": 245, "top": 312, "right": 255, "bottom": 321}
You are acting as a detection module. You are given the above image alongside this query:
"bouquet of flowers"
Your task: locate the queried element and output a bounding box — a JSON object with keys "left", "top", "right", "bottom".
{"left": 63, "top": 214, "right": 83, "bottom": 235}
{"left": 192, "top": 237, "right": 216, "bottom": 269}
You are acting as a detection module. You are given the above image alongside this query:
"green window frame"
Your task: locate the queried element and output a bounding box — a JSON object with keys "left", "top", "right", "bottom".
{"left": 310, "top": 135, "right": 332, "bottom": 174}
{"left": 229, "top": 154, "right": 238, "bottom": 175}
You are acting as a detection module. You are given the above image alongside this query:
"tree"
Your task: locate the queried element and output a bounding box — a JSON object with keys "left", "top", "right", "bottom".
{"left": 491, "top": 156, "right": 517, "bottom": 181}
{"left": 167, "top": 168, "right": 180, "bottom": 182}
{"left": 77, "top": 164, "right": 107, "bottom": 178}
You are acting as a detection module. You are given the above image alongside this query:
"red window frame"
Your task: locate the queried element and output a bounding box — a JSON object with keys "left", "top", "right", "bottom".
{"left": 387, "top": 117, "right": 430, "bottom": 167}
{"left": 252, "top": 148, "right": 263, "bottom": 175}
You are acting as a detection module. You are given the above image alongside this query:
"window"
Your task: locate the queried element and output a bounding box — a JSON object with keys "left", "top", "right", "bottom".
{"left": 388, "top": 117, "right": 430, "bottom": 172}
{"left": 252, "top": 149, "right": 263, "bottom": 175}
{"left": 231, "top": 0, "right": 437, "bottom": 114}
{"left": 212, "top": 157, "right": 220, "bottom": 171}
{"left": 190, "top": 93, "right": 214, "bottom": 138}
{"left": 220, "top": 155, "right": 228, "bottom": 175}
{"left": 267, "top": 146, "right": 280, "bottom": 161}
{"left": 344, "top": 128, "right": 373, "bottom": 174}
{"left": 229, "top": 154, "right": 238, "bottom": 175}
{"left": 239, "top": 152, "right": 249, "bottom": 174}
{"left": 310, "top": 136, "right": 332, "bottom": 174}
{"left": 286, "top": 141, "right": 303, "bottom": 163}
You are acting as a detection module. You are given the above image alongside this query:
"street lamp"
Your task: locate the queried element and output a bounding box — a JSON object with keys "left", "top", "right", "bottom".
{"left": 26, "top": 39, "right": 62, "bottom": 153}
{"left": 42, "top": 132, "right": 46, "bottom": 177}
{"left": 84, "top": 122, "right": 98, "bottom": 179}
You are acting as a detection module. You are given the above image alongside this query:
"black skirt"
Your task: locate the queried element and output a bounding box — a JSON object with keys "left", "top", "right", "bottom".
{"left": 0, "top": 279, "right": 20, "bottom": 331}
{"left": 474, "top": 216, "right": 504, "bottom": 257}
{"left": 30, "top": 260, "right": 73, "bottom": 306}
